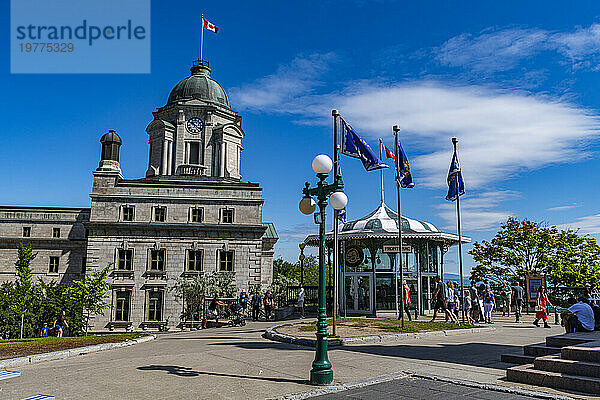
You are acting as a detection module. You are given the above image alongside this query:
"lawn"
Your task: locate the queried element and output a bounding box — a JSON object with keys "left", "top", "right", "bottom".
{"left": 0, "top": 333, "right": 149, "bottom": 360}
{"left": 279, "top": 318, "right": 478, "bottom": 339}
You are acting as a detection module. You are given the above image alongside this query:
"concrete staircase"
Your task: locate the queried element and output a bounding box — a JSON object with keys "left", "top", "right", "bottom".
{"left": 503, "top": 332, "right": 600, "bottom": 395}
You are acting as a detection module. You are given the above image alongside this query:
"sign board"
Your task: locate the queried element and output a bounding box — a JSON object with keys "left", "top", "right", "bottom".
{"left": 383, "top": 245, "right": 412, "bottom": 253}
{"left": 526, "top": 274, "right": 546, "bottom": 303}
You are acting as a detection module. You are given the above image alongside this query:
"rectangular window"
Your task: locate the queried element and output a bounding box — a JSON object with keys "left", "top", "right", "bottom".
{"left": 52, "top": 228, "right": 61, "bottom": 238}
{"left": 22, "top": 227, "right": 31, "bottom": 237}
{"left": 190, "top": 208, "right": 203, "bottom": 223}
{"left": 82, "top": 256, "right": 87, "bottom": 273}
{"left": 221, "top": 209, "right": 234, "bottom": 224}
{"left": 122, "top": 206, "right": 135, "bottom": 222}
{"left": 189, "top": 142, "right": 200, "bottom": 165}
{"left": 148, "top": 291, "right": 163, "bottom": 321}
{"left": 218, "top": 250, "right": 234, "bottom": 272}
{"left": 115, "top": 290, "right": 131, "bottom": 321}
{"left": 150, "top": 249, "right": 165, "bottom": 271}
{"left": 154, "top": 207, "right": 166, "bottom": 222}
{"left": 49, "top": 256, "right": 59, "bottom": 273}
{"left": 118, "top": 249, "right": 133, "bottom": 270}
{"left": 187, "top": 250, "right": 203, "bottom": 272}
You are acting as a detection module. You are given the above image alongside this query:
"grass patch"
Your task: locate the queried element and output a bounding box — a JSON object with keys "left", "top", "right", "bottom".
{"left": 282, "top": 318, "right": 476, "bottom": 337}
{"left": 0, "top": 333, "right": 149, "bottom": 360}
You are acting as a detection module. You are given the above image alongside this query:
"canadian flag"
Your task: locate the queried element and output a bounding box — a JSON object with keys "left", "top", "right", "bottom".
{"left": 384, "top": 145, "right": 395, "bottom": 161}
{"left": 203, "top": 18, "right": 219, "bottom": 33}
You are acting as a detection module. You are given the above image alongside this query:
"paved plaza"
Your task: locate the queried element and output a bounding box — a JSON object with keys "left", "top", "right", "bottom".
{"left": 311, "top": 376, "right": 550, "bottom": 400}
{"left": 0, "top": 314, "right": 593, "bottom": 399}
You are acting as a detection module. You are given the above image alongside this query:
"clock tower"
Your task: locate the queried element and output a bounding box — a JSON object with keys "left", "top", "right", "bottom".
{"left": 145, "top": 60, "right": 244, "bottom": 180}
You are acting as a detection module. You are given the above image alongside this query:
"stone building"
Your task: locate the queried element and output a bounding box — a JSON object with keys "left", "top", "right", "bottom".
{"left": 0, "top": 60, "right": 278, "bottom": 332}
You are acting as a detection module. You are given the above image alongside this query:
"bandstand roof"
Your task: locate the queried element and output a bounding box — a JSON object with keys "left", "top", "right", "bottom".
{"left": 304, "top": 202, "right": 470, "bottom": 246}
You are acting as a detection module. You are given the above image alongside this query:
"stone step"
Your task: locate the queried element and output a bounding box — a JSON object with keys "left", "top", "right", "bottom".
{"left": 546, "top": 332, "right": 598, "bottom": 348}
{"left": 500, "top": 353, "right": 535, "bottom": 365}
{"left": 562, "top": 343, "right": 600, "bottom": 363}
{"left": 535, "top": 354, "right": 600, "bottom": 378}
{"left": 523, "top": 344, "right": 561, "bottom": 357}
{"left": 507, "top": 364, "right": 600, "bottom": 394}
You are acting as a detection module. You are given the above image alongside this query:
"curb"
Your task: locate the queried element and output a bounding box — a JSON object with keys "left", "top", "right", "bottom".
{"left": 278, "top": 371, "right": 578, "bottom": 400}
{"left": 0, "top": 334, "right": 156, "bottom": 369}
{"left": 264, "top": 323, "right": 494, "bottom": 347}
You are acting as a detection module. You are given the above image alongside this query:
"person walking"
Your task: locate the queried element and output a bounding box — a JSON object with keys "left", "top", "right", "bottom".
{"left": 251, "top": 289, "right": 262, "bottom": 321}
{"left": 398, "top": 280, "right": 412, "bottom": 321}
{"left": 202, "top": 293, "right": 226, "bottom": 329}
{"left": 463, "top": 289, "right": 475, "bottom": 324}
{"left": 298, "top": 284, "right": 305, "bottom": 319}
{"left": 502, "top": 282, "right": 512, "bottom": 317}
{"left": 40, "top": 323, "right": 50, "bottom": 337}
{"left": 512, "top": 281, "right": 524, "bottom": 322}
{"left": 431, "top": 276, "right": 457, "bottom": 323}
{"left": 264, "top": 291, "right": 274, "bottom": 321}
{"left": 53, "top": 310, "right": 69, "bottom": 337}
{"left": 446, "top": 281, "right": 456, "bottom": 323}
{"left": 482, "top": 287, "right": 496, "bottom": 324}
{"left": 469, "top": 282, "right": 480, "bottom": 323}
{"left": 533, "top": 286, "right": 553, "bottom": 328}
{"left": 239, "top": 290, "right": 249, "bottom": 317}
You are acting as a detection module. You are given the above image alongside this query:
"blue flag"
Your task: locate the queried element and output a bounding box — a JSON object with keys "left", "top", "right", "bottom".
{"left": 446, "top": 149, "right": 465, "bottom": 201}
{"left": 396, "top": 141, "right": 415, "bottom": 189}
{"left": 337, "top": 207, "right": 347, "bottom": 223}
{"left": 340, "top": 119, "right": 389, "bottom": 171}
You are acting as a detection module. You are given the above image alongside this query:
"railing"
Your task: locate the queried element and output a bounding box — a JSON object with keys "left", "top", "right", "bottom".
{"left": 284, "top": 286, "right": 334, "bottom": 309}
{"left": 177, "top": 164, "right": 208, "bottom": 176}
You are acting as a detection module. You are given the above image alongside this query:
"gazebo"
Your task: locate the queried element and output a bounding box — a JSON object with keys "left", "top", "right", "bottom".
{"left": 304, "top": 201, "right": 470, "bottom": 316}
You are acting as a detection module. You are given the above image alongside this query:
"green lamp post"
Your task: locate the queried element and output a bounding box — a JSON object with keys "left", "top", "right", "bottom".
{"left": 299, "top": 154, "right": 347, "bottom": 385}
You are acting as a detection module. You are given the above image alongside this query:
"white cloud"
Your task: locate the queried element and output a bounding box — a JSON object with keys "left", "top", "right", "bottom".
{"left": 435, "top": 28, "right": 549, "bottom": 72}
{"left": 232, "top": 58, "right": 600, "bottom": 191}
{"left": 229, "top": 53, "right": 338, "bottom": 112}
{"left": 435, "top": 24, "right": 600, "bottom": 73}
{"left": 327, "top": 82, "right": 600, "bottom": 189}
{"left": 547, "top": 203, "right": 578, "bottom": 211}
{"left": 435, "top": 191, "right": 517, "bottom": 232}
{"left": 558, "top": 214, "right": 600, "bottom": 235}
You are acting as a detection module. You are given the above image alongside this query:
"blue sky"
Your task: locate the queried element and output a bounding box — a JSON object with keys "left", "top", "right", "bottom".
{"left": 3, "top": 1, "right": 600, "bottom": 276}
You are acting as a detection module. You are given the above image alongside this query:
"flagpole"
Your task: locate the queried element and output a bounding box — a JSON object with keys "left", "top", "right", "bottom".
{"left": 379, "top": 138, "right": 384, "bottom": 205}
{"left": 332, "top": 110, "right": 340, "bottom": 336}
{"left": 453, "top": 137, "right": 465, "bottom": 324}
{"left": 393, "top": 126, "right": 405, "bottom": 328}
{"left": 200, "top": 14, "right": 205, "bottom": 61}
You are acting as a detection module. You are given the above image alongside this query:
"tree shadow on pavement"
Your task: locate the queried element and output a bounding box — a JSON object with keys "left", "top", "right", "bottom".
{"left": 137, "top": 365, "right": 308, "bottom": 384}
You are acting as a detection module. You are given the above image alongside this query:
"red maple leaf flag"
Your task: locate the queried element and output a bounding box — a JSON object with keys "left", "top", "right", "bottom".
{"left": 384, "top": 145, "right": 395, "bottom": 161}
{"left": 203, "top": 18, "right": 219, "bottom": 33}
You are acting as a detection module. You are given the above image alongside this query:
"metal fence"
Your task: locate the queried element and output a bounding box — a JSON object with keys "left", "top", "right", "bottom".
{"left": 284, "top": 285, "right": 333, "bottom": 310}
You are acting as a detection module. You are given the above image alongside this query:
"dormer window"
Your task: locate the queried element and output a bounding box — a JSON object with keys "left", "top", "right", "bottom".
{"left": 53, "top": 228, "right": 61, "bottom": 238}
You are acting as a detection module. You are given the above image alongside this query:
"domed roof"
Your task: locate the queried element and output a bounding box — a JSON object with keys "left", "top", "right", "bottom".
{"left": 167, "top": 62, "right": 230, "bottom": 108}
{"left": 100, "top": 130, "right": 122, "bottom": 145}
{"left": 341, "top": 202, "right": 439, "bottom": 234}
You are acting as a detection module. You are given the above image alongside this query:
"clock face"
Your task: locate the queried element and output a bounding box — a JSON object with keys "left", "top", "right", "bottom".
{"left": 186, "top": 117, "right": 204, "bottom": 134}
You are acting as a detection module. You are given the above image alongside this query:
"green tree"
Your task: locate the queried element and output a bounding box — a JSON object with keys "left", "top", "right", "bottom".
{"left": 268, "top": 274, "right": 299, "bottom": 308}
{"left": 469, "top": 217, "right": 557, "bottom": 284}
{"left": 171, "top": 274, "right": 208, "bottom": 325}
{"left": 548, "top": 230, "right": 600, "bottom": 287}
{"left": 5, "top": 243, "right": 44, "bottom": 338}
{"left": 273, "top": 256, "right": 320, "bottom": 285}
{"left": 64, "top": 265, "right": 111, "bottom": 335}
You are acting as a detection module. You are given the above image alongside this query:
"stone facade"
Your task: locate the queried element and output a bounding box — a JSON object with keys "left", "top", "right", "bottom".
{"left": 0, "top": 60, "right": 278, "bottom": 332}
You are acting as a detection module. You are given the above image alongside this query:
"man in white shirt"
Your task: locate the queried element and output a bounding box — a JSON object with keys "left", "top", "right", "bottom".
{"left": 298, "top": 284, "right": 305, "bottom": 319}
{"left": 562, "top": 297, "right": 595, "bottom": 333}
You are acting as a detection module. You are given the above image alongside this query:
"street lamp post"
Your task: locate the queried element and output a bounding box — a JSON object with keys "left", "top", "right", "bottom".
{"left": 299, "top": 242, "right": 306, "bottom": 285}
{"left": 299, "top": 154, "right": 347, "bottom": 386}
